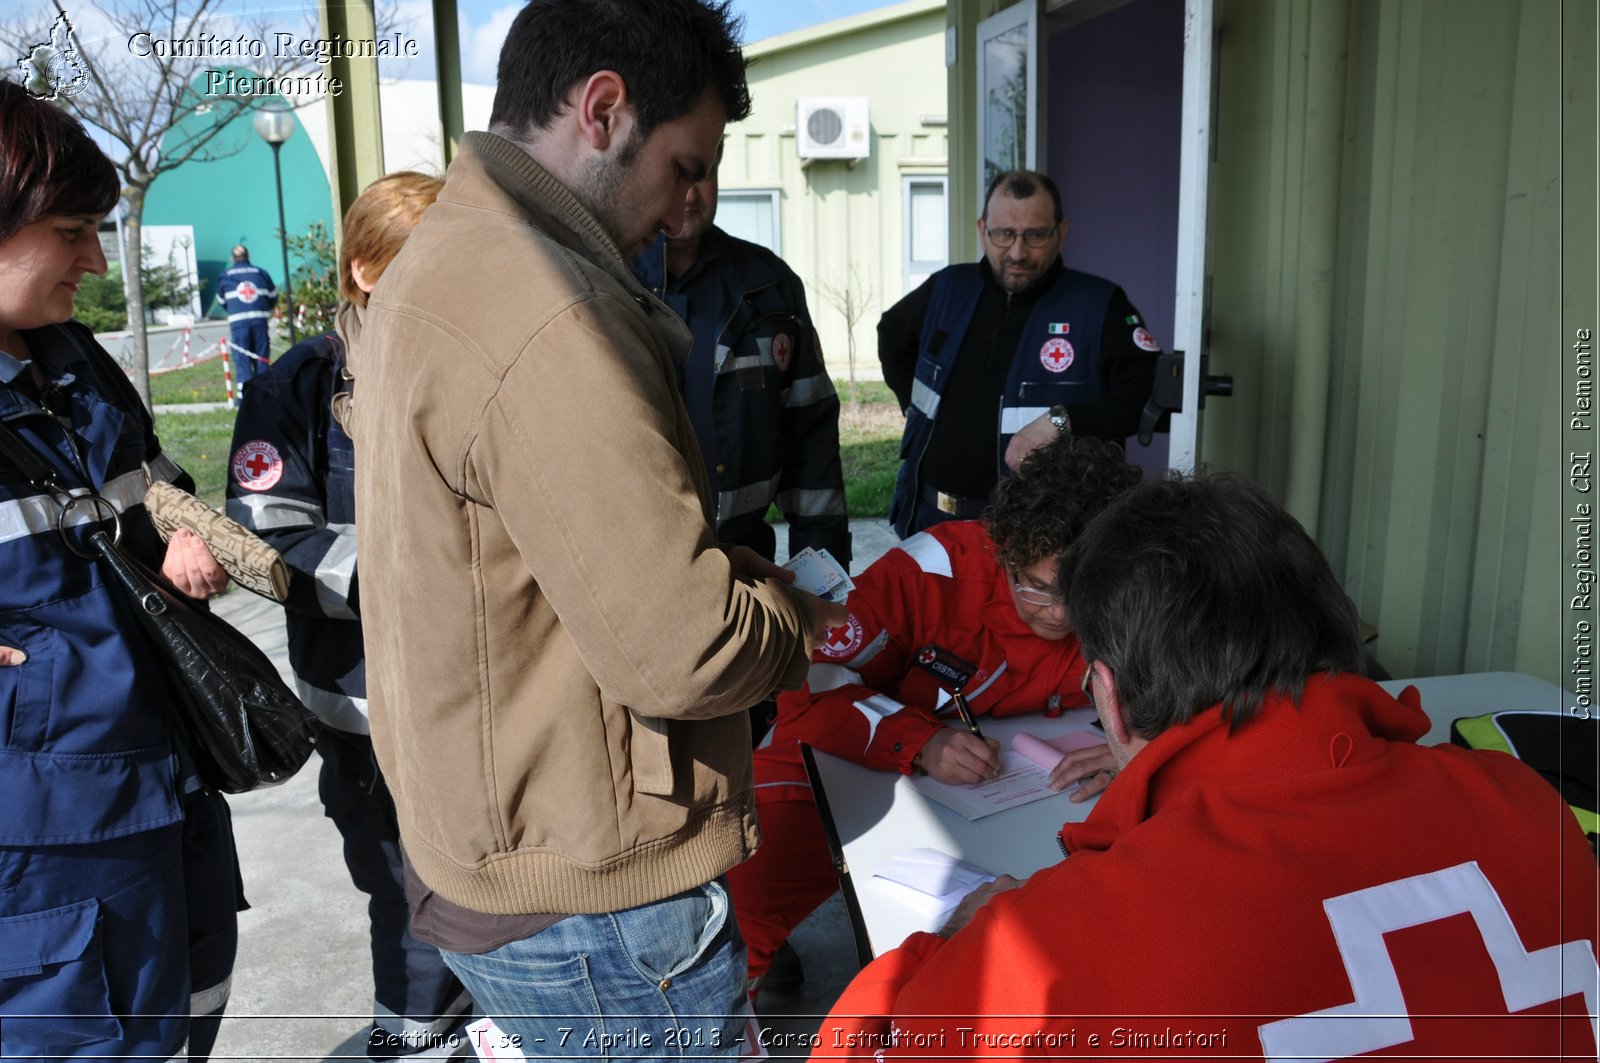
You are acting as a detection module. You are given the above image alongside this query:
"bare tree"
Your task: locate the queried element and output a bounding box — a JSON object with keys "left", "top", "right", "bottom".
{"left": 815, "top": 262, "right": 877, "bottom": 406}
{"left": 2, "top": 0, "right": 334, "bottom": 407}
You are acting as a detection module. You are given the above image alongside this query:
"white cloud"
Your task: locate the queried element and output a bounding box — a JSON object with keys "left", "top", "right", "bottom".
{"left": 459, "top": 2, "right": 517, "bottom": 86}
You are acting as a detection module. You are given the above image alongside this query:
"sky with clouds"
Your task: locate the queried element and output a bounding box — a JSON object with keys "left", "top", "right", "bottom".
{"left": 15, "top": 1, "right": 905, "bottom": 90}
{"left": 419, "top": 0, "right": 902, "bottom": 85}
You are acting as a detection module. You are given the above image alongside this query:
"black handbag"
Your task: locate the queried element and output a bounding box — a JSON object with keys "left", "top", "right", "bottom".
{"left": 0, "top": 417, "right": 318, "bottom": 793}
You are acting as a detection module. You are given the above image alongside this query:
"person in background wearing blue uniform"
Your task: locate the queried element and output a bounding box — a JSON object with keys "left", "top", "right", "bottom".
{"left": 877, "top": 169, "right": 1162, "bottom": 538}
{"left": 0, "top": 79, "right": 240, "bottom": 1061}
{"left": 632, "top": 144, "right": 849, "bottom": 1000}
{"left": 631, "top": 141, "right": 851, "bottom": 735}
{"left": 226, "top": 172, "right": 476, "bottom": 1061}
{"left": 214, "top": 244, "right": 278, "bottom": 387}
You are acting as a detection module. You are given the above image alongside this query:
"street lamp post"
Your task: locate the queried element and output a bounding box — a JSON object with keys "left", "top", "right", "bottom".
{"left": 252, "top": 107, "right": 297, "bottom": 344}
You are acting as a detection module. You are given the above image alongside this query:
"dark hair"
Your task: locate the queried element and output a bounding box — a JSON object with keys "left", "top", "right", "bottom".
{"left": 1063, "top": 472, "right": 1365, "bottom": 738}
{"left": 489, "top": 0, "right": 752, "bottom": 140}
{"left": 0, "top": 81, "right": 119, "bottom": 244}
{"left": 985, "top": 434, "right": 1141, "bottom": 576}
{"left": 982, "top": 169, "right": 1063, "bottom": 224}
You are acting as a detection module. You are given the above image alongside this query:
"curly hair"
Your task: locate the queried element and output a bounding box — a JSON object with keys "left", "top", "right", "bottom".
{"left": 985, "top": 434, "right": 1141, "bottom": 576}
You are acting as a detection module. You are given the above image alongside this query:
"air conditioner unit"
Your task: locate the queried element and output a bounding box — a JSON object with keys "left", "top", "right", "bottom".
{"left": 797, "top": 97, "right": 871, "bottom": 160}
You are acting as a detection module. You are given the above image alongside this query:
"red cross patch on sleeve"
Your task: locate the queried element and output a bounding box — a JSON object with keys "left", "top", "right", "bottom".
{"left": 231, "top": 440, "right": 284, "bottom": 492}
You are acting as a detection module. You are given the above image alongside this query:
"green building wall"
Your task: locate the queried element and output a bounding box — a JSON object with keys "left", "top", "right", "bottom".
{"left": 1202, "top": 0, "right": 1574, "bottom": 684}
{"left": 144, "top": 73, "right": 335, "bottom": 315}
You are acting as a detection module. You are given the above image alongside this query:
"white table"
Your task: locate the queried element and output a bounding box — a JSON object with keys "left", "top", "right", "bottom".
{"left": 805, "top": 671, "right": 1573, "bottom": 962}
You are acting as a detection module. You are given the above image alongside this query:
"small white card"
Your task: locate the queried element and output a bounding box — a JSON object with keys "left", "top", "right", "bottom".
{"left": 869, "top": 846, "right": 996, "bottom": 919}
{"left": 783, "top": 546, "right": 855, "bottom": 603}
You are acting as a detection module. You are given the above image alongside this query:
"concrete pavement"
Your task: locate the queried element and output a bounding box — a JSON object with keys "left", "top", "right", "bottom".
{"left": 206, "top": 520, "right": 899, "bottom": 1061}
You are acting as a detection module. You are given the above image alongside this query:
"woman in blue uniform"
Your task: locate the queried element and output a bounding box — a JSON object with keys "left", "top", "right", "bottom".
{"left": 0, "top": 80, "right": 239, "bottom": 1060}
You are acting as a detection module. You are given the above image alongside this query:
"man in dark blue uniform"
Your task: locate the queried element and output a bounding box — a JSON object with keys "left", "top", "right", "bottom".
{"left": 213, "top": 244, "right": 278, "bottom": 387}
{"left": 632, "top": 151, "right": 850, "bottom": 997}
{"left": 631, "top": 150, "right": 850, "bottom": 591}
{"left": 877, "top": 169, "right": 1161, "bottom": 538}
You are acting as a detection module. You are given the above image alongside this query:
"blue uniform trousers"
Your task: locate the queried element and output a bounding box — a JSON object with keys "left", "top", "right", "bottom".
{"left": 317, "top": 726, "right": 473, "bottom": 1059}
{"left": 0, "top": 789, "right": 239, "bottom": 1060}
{"left": 231, "top": 323, "right": 271, "bottom": 387}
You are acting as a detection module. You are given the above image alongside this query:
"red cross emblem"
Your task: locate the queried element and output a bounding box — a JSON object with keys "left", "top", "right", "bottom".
{"left": 235, "top": 280, "right": 259, "bottom": 303}
{"left": 771, "top": 332, "right": 793, "bottom": 373}
{"left": 231, "top": 440, "right": 283, "bottom": 492}
{"left": 1039, "top": 337, "right": 1074, "bottom": 373}
{"left": 819, "top": 614, "right": 865, "bottom": 660}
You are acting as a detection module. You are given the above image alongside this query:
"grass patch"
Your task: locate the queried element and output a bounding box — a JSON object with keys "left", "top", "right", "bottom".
{"left": 150, "top": 360, "right": 230, "bottom": 406}
{"left": 148, "top": 330, "right": 298, "bottom": 406}
{"left": 153, "top": 407, "right": 237, "bottom": 511}
{"left": 764, "top": 380, "right": 904, "bottom": 523}
{"left": 838, "top": 381, "right": 902, "bottom": 519}
{"left": 151, "top": 378, "right": 905, "bottom": 521}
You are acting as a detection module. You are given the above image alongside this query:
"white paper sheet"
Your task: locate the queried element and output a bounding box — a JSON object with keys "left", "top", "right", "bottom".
{"left": 868, "top": 847, "right": 996, "bottom": 919}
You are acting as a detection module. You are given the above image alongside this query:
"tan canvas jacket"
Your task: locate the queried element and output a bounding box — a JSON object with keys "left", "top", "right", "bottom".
{"left": 344, "top": 132, "right": 816, "bottom": 916}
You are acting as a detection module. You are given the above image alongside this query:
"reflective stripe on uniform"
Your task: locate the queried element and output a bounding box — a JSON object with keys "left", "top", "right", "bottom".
{"left": 718, "top": 352, "right": 773, "bottom": 375}
{"left": 314, "top": 525, "right": 358, "bottom": 619}
{"left": 966, "top": 661, "right": 1007, "bottom": 700}
{"left": 718, "top": 473, "right": 781, "bottom": 521}
{"left": 910, "top": 378, "right": 940, "bottom": 420}
{"left": 228, "top": 492, "right": 319, "bottom": 531}
{"left": 899, "top": 532, "right": 953, "bottom": 578}
{"left": 1000, "top": 405, "right": 1053, "bottom": 435}
{"left": 190, "top": 975, "right": 231, "bottom": 1016}
{"left": 294, "top": 678, "right": 369, "bottom": 733}
{"left": 0, "top": 468, "right": 148, "bottom": 547}
{"left": 775, "top": 487, "right": 846, "bottom": 518}
{"left": 782, "top": 373, "right": 836, "bottom": 409}
{"left": 852, "top": 692, "right": 905, "bottom": 752}
{"left": 374, "top": 991, "right": 473, "bottom": 1037}
{"left": 146, "top": 452, "right": 183, "bottom": 484}
{"left": 809, "top": 663, "right": 862, "bottom": 693}
{"left": 226, "top": 310, "right": 273, "bottom": 323}
{"left": 755, "top": 780, "right": 812, "bottom": 794}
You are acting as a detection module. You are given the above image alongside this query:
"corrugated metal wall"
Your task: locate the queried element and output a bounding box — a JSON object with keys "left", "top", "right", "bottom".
{"left": 1202, "top": 0, "right": 1567, "bottom": 683}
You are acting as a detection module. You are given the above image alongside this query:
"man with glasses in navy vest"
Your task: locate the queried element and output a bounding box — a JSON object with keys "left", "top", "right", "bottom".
{"left": 878, "top": 169, "right": 1161, "bottom": 538}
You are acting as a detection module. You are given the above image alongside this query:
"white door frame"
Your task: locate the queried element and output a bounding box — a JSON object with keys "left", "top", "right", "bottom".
{"left": 1166, "top": 0, "right": 1215, "bottom": 470}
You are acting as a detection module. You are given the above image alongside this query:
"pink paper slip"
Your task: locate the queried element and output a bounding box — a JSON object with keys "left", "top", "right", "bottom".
{"left": 1012, "top": 730, "right": 1106, "bottom": 772}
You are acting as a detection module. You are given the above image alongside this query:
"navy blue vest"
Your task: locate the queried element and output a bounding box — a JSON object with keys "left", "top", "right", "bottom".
{"left": 890, "top": 264, "right": 1118, "bottom": 534}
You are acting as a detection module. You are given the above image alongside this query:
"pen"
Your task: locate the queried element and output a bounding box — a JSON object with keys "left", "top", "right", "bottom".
{"left": 951, "top": 689, "right": 985, "bottom": 740}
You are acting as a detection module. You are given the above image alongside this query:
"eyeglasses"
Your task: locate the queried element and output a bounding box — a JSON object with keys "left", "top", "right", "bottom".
{"left": 984, "top": 225, "right": 1057, "bottom": 249}
{"left": 1013, "top": 579, "right": 1066, "bottom": 608}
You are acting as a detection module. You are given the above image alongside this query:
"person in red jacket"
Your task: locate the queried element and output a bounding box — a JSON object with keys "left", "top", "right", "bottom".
{"left": 816, "top": 473, "right": 1600, "bottom": 1060}
{"left": 730, "top": 434, "right": 1140, "bottom": 996}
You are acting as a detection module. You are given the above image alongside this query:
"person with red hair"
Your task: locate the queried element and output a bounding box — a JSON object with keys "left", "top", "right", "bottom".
{"left": 226, "top": 172, "right": 478, "bottom": 1059}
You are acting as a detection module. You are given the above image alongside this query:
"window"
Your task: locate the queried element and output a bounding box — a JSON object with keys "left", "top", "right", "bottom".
{"left": 976, "top": 2, "right": 1037, "bottom": 211}
{"left": 718, "top": 190, "right": 781, "bottom": 254}
{"left": 904, "top": 176, "right": 948, "bottom": 293}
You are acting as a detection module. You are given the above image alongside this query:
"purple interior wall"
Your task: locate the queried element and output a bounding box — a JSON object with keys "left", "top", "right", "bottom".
{"left": 1044, "top": 0, "right": 1184, "bottom": 473}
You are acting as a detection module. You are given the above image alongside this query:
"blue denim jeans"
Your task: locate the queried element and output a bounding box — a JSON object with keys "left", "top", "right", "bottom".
{"left": 440, "top": 878, "right": 750, "bottom": 1060}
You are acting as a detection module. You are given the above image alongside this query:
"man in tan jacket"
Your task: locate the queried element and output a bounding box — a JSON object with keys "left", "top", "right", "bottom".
{"left": 344, "top": 0, "right": 845, "bottom": 1054}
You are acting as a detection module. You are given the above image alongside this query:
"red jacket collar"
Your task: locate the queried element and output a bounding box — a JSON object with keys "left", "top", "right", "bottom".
{"left": 1061, "top": 673, "right": 1429, "bottom": 853}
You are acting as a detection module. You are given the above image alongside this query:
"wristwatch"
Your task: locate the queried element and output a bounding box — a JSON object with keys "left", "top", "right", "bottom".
{"left": 1048, "top": 405, "right": 1071, "bottom": 433}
